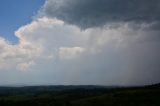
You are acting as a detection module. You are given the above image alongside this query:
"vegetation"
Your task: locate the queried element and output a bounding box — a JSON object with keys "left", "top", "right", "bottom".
{"left": 0, "top": 84, "right": 159, "bottom": 106}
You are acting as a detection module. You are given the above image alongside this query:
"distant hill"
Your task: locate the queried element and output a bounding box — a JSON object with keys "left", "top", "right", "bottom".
{"left": 149, "top": 83, "right": 160, "bottom": 88}
{"left": 0, "top": 84, "right": 159, "bottom": 106}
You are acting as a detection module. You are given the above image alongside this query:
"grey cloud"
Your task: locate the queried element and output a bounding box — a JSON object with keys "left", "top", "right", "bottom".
{"left": 1, "top": 0, "right": 160, "bottom": 86}
{"left": 43, "top": 0, "right": 160, "bottom": 29}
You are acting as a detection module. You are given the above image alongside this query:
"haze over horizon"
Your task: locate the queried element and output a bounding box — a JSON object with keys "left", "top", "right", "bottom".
{"left": 0, "top": 0, "right": 160, "bottom": 86}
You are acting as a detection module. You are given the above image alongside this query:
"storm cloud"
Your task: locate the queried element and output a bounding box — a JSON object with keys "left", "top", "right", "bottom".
{"left": 43, "top": 0, "right": 160, "bottom": 29}
{"left": 41, "top": 0, "right": 160, "bottom": 85}
{"left": 0, "top": 0, "right": 160, "bottom": 86}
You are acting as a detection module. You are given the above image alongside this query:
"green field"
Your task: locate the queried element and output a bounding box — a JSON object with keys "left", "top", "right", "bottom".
{"left": 0, "top": 84, "right": 159, "bottom": 106}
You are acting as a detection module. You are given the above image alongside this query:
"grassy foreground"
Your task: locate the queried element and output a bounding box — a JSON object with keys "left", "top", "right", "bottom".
{"left": 0, "top": 84, "right": 159, "bottom": 106}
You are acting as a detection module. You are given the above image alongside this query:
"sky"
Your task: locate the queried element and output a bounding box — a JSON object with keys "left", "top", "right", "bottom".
{"left": 0, "top": 0, "right": 44, "bottom": 43}
{"left": 0, "top": 0, "right": 160, "bottom": 86}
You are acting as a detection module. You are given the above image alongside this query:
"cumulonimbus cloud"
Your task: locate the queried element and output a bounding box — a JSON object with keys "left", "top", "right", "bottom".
{"left": 42, "top": 0, "right": 160, "bottom": 29}
{"left": 0, "top": 0, "right": 160, "bottom": 85}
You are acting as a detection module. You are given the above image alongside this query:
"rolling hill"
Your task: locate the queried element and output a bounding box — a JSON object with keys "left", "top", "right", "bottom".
{"left": 0, "top": 84, "right": 159, "bottom": 106}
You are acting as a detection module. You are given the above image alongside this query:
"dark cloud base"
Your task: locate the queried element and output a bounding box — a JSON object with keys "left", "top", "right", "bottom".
{"left": 43, "top": 0, "right": 160, "bottom": 29}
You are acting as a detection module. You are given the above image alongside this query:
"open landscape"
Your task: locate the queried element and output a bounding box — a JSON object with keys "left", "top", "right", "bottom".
{"left": 0, "top": 84, "right": 159, "bottom": 106}
{"left": 0, "top": 0, "right": 160, "bottom": 105}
